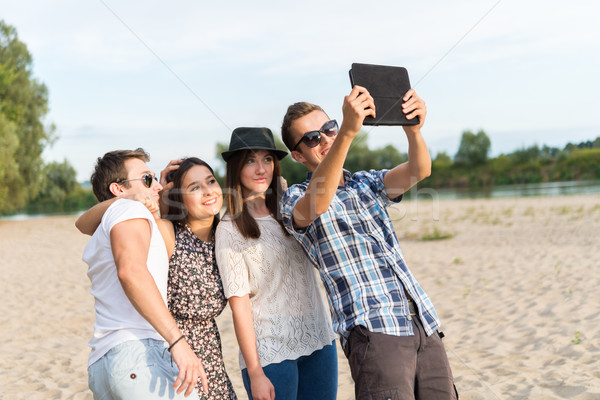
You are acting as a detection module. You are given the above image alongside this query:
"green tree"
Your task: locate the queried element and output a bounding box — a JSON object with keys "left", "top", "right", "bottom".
{"left": 510, "top": 145, "right": 540, "bottom": 165}
{"left": 0, "top": 113, "right": 19, "bottom": 209}
{"left": 344, "top": 132, "right": 407, "bottom": 172}
{"left": 370, "top": 144, "right": 407, "bottom": 170}
{"left": 21, "top": 159, "right": 96, "bottom": 214}
{"left": 454, "top": 130, "right": 491, "bottom": 168}
{"left": 39, "top": 160, "right": 79, "bottom": 201}
{"left": 554, "top": 148, "right": 600, "bottom": 180}
{"left": 344, "top": 132, "right": 373, "bottom": 172}
{"left": 433, "top": 151, "right": 452, "bottom": 166}
{"left": 0, "top": 20, "right": 55, "bottom": 214}
{"left": 279, "top": 153, "right": 309, "bottom": 185}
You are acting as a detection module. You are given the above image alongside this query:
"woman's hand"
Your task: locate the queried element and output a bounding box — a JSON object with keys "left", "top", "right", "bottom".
{"left": 160, "top": 159, "right": 183, "bottom": 187}
{"left": 159, "top": 159, "right": 182, "bottom": 216}
{"left": 249, "top": 369, "right": 275, "bottom": 400}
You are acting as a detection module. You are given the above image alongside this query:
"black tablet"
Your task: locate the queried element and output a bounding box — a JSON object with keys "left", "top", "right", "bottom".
{"left": 349, "top": 63, "right": 418, "bottom": 126}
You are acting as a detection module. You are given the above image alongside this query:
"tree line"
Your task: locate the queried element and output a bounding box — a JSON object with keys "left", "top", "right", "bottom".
{"left": 1, "top": 20, "right": 94, "bottom": 216}
{"left": 424, "top": 130, "right": 600, "bottom": 189}
{"left": 2, "top": 20, "right": 598, "bottom": 216}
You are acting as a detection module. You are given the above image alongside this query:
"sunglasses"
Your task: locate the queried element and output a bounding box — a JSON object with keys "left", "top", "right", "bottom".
{"left": 292, "top": 120, "right": 338, "bottom": 151}
{"left": 117, "top": 173, "right": 158, "bottom": 188}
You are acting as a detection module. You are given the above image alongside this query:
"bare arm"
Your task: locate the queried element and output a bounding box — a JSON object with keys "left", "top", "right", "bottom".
{"left": 155, "top": 218, "right": 176, "bottom": 259}
{"left": 228, "top": 295, "right": 275, "bottom": 400}
{"left": 75, "top": 198, "right": 117, "bottom": 235}
{"left": 111, "top": 219, "right": 207, "bottom": 396}
{"left": 292, "top": 85, "right": 376, "bottom": 228}
{"left": 76, "top": 195, "right": 159, "bottom": 236}
{"left": 383, "top": 89, "right": 431, "bottom": 199}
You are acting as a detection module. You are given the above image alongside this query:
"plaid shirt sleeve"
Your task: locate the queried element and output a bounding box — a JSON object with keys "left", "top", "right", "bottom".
{"left": 355, "top": 169, "right": 403, "bottom": 206}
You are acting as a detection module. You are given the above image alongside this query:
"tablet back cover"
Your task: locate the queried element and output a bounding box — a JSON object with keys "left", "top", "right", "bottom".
{"left": 349, "top": 63, "right": 418, "bottom": 126}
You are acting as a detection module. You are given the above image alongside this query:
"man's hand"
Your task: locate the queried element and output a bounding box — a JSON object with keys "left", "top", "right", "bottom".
{"left": 119, "top": 192, "right": 159, "bottom": 216}
{"left": 340, "top": 85, "right": 376, "bottom": 138}
{"left": 170, "top": 339, "right": 209, "bottom": 396}
{"left": 401, "top": 89, "right": 427, "bottom": 134}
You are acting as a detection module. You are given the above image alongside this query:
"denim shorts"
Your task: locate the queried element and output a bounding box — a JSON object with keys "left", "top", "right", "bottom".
{"left": 88, "top": 338, "right": 200, "bottom": 400}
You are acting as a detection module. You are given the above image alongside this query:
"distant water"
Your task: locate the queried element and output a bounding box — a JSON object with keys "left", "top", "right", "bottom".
{"left": 407, "top": 180, "right": 600, "bottom": 200}
{"left": 0, "top": 211, "right": 82, "bottom": 222}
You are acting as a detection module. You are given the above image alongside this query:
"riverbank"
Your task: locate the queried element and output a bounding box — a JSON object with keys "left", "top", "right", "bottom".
{"left": 1, "top": 194, "right": 598, "bottom": 399}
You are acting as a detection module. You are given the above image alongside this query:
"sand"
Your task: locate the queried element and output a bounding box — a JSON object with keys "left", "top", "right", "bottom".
{"left": 1, "top": 194, "right": 599, "bottom": 399}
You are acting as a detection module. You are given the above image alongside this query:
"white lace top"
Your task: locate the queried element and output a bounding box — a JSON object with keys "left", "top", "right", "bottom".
{"left": 215, "top": 214, "right": 336, "bottom": 369}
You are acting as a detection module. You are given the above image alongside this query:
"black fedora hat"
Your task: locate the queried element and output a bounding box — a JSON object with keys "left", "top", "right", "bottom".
{"left": 221, "top": 127, "right": 288, "bottom": 162}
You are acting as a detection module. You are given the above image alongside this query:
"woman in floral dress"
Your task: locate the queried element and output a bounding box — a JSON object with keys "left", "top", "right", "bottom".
{"left": 160, "top": 157, "right": 237, "bottom": 400}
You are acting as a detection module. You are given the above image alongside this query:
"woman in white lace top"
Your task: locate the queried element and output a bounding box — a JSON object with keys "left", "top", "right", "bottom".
{"left": 215, "top": 127, "right": 337, "bottom": 400}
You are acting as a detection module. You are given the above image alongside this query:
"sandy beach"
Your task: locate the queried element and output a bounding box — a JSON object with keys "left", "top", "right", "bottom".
{"left": 1, "top": 194, "right": 599, "bottom": 400}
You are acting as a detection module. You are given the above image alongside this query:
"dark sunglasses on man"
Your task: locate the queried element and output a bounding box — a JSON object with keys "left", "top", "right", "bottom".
{"left": 116, "top": 173, "right": 158, "bottom": 188}
{"left": 292, "top": 120, "right": 338, "bottom": 151}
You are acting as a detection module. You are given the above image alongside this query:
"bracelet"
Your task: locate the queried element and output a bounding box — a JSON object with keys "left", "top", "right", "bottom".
{"left": 168, "top": 335, "right": 185, "bottom": 352}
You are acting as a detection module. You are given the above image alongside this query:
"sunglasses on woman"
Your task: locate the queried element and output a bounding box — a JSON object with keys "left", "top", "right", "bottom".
{"left": 291, "top": 120, "right": 338, "bottom": 151}
{"left": 117, "top": 173, "right": 158, "bottom": 188}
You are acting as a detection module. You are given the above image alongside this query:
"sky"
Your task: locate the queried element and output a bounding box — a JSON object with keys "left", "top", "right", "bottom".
{"left": 3, "top": 0, "right": 600, "bottom": 181}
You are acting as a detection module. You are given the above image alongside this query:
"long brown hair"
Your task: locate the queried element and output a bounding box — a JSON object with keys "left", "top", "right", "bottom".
{"left": 163, "top": 157, "right": 220, "bottom": 231}
{"left": 224, "top": 150, "right": 288, "bottom": 239}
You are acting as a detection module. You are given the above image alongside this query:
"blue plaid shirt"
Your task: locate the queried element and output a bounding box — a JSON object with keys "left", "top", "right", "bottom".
{"left": 280, "top": 169, "right": 441, "bottom": 344}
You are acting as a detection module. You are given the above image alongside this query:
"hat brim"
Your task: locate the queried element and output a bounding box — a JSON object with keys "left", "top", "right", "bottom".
{"left": 221, "top": 147, "right": 288, "bottom": 162}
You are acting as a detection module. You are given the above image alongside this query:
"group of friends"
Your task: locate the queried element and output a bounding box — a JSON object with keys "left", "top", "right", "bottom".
{"left": 77, "top": 86, "right": 459, "bottom": 400}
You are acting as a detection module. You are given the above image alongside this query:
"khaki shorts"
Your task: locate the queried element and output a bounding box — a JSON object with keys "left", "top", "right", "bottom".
{"left": 343, "top": 320, "right": 458, "bottom": 400}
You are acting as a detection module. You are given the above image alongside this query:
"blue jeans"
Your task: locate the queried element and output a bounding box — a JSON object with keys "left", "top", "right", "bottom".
{"left": 88, "top": 338, "right": 200, "bottom": 400}
{"left": 242, "top": 342, "right": 337, "bottom": 400}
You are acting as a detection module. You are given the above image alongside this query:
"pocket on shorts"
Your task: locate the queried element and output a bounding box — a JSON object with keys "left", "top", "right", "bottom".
{"left": 106, "top": 342, "right": 159, "bottom": 393}
{"left": 348, "top": 326, "right": 371, "bottom": 368}
{"left": 107, "top": 343, "right": 156, "bottom": 376}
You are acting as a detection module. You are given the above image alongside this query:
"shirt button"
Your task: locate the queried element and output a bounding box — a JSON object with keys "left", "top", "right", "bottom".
{"left": 130, "top": 373, "right": 137, "bottom": 379}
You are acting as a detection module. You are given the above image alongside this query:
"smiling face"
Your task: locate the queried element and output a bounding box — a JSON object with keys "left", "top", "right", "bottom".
{"left": 289, "top": 109, "right": 335, "bottom": 171}
{"left": 180, "top": 165, "right": 223, "bottom": 222}
{"left": 240, "top": 150, "right": 274, "bottom": 198}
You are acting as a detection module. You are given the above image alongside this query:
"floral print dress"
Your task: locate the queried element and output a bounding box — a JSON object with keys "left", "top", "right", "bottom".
{"left": 167, "top": 223, "right": 237, "bottom": 400}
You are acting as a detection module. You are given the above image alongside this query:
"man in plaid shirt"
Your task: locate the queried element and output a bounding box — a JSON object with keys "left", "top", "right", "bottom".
{"left": 279, "top": 85, "right": 457, "bottom": 400}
